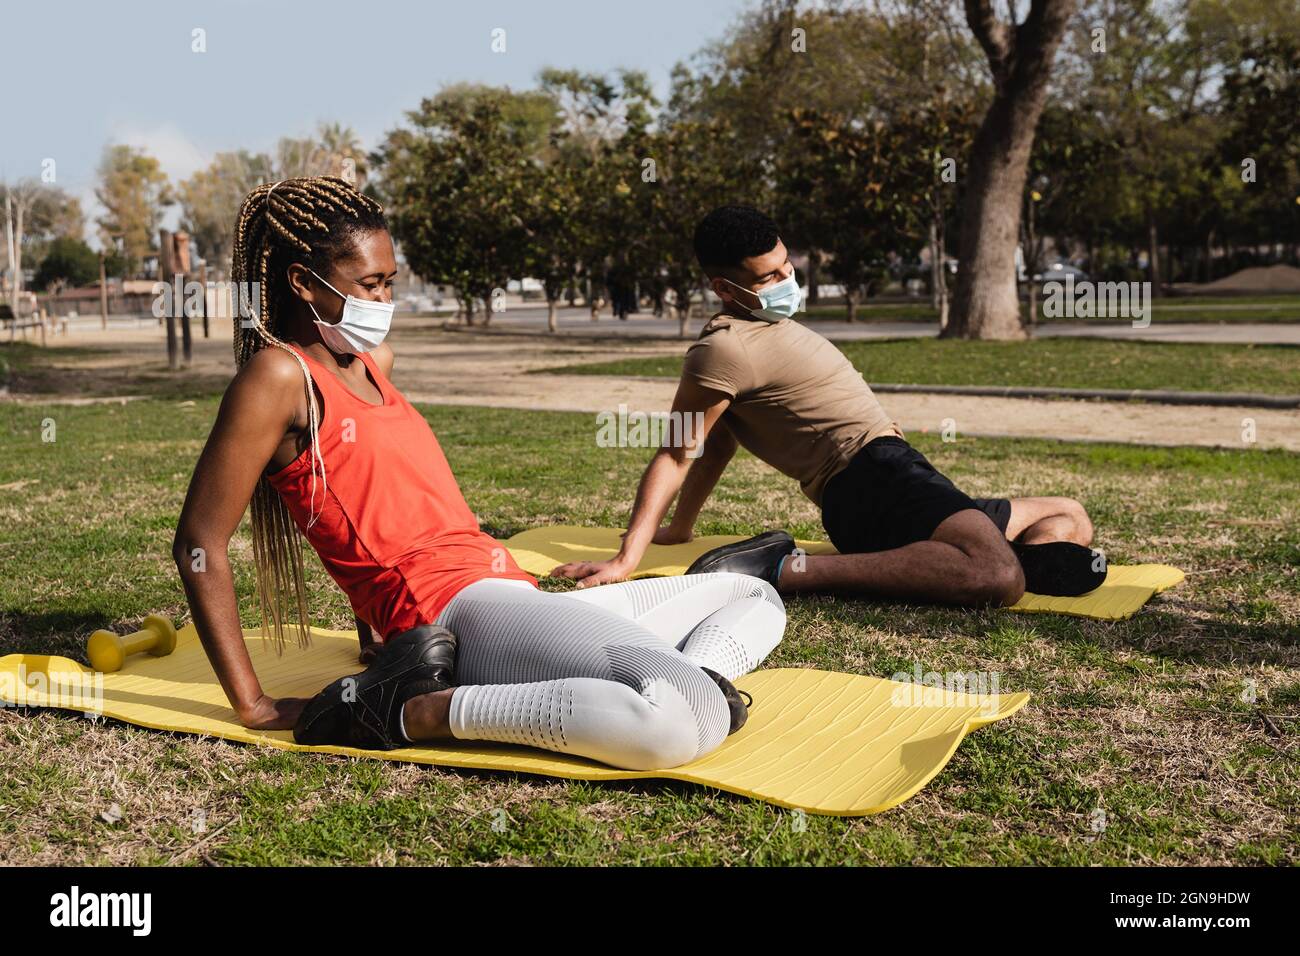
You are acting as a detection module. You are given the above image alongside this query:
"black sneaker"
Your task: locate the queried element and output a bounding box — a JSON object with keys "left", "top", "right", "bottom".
{"left": 685, "top": 530, "right": 795, "bottom": 589}
{"left": 293, "top": 625, "right": 457, "bottom": 750}
{"left": 702, "top": 667, "right": 753, "bottom": 735}
{"left": 1012, "top": 541, "right": 1108, "bottom": 596}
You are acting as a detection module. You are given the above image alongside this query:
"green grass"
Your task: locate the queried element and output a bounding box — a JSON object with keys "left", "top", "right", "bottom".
{"left": 536, "top": 337, "right": 1300, "bottom": 396}
{"left": 804, "top": 293, "right": 1300, "bottom": 324}
{"left": 0, "top": 389, "right": 1296, "bottom": 865}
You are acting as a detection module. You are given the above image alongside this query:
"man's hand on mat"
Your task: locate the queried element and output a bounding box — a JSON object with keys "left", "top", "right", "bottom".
{"left": 239, "top": 694, "right": 312, "bottom": 731}
{"left": 551, "top": 557, "right": 635, "bottom": 589}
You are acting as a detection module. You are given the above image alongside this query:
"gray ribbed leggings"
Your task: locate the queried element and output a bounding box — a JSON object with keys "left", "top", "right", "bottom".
{"left": 432, "top": 573, "right": 786, "bottom": 770}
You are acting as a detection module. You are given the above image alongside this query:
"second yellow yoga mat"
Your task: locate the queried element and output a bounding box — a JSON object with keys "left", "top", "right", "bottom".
{"left": 503, "top": 525, "right": 1184, "bottom": 621}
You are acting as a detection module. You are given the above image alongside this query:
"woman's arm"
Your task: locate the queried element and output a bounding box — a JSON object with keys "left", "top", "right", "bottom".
{"left": 355, "top": 344, "right": 389, "bottom": 668}
{"left": 172, "top": 348, "right": 312, "bottom": 730}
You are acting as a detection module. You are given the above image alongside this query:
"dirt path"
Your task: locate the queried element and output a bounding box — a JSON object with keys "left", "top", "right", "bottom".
{"left": 6, "top": 320, "right": 1297, "bottom": 451}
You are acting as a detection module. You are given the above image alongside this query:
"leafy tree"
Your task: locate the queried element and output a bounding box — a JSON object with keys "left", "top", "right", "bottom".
{"left": 539, "top": 69, "right": 658, "bottom": 320}
{"left": 779, "top": 109, "right": 928, "bottom": 321}
{"left": 95, "top": 144, "right": 173, "bottom": 277}
{"left": 317, "top": 122, "right": 370, "bottom": 187}
{"left": 635, "top": 118, "right": 764, "bottom": 336}
{"left": 34, "top": 236, "right": 99, "bottom": 291}
{"left": 376, "top": 87, "right": 554, "bottom": 325}
{"left": 178, "top": 150, "right": 274, "bottom": 273}
{"left": 1217, "top": 33, "right": 1300, "bottom": 255}
{"left": 670, "top": 0, "right": 982, "bottom": 306}
{"left": 521, "top": 156, "right": 584, "bottom": 331}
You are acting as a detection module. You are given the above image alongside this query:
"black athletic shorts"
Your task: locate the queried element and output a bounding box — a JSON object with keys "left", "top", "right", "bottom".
{"left": 820, "top": 436, "right": 1011, "bottom": 554}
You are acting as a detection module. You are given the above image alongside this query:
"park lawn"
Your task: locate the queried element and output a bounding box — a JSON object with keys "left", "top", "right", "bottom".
{"left": 536, "top": 336, "right": 1300, "bottom": 396}
{"left": 0, "top": 396, "right": 1296, "bottom": 866}
{"left": 0, "top": 342, "right": 233, "bottom": 402}
{"left": 804, "top": 293, "right": 1300, "bottom": 324}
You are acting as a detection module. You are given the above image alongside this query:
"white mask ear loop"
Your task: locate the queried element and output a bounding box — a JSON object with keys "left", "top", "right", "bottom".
{"left": 306, "top": 268, "right": 346, "bottom": 325}
{"left": 309, "top": 268, "right": 345, "bottom": 299}
{"left": 718, "top": 276, "right": 763, "bottom": 315}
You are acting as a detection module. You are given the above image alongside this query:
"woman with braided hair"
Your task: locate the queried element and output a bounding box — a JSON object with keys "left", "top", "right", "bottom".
{"left": 172, "top": 176, "right": 787, "bottom": 770}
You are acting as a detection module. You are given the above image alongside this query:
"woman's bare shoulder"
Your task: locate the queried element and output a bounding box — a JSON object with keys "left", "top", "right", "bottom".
{"left": 234, "top": 345, "right": 308, "bottom": 390}
{"left": 222, "top": 346, "right": 311, "bottom": 427}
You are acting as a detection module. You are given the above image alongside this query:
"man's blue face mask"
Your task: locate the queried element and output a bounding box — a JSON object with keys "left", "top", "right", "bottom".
{"left": 720, "top": 271, "right": 803, "bottom": 322}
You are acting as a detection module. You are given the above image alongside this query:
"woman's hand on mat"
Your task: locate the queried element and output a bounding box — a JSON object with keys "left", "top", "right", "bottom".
{"left": 552, "top": 557, "right": 635, "bottom": 589}
{"left": 239, "top": 694, "right": 311, "bottom": 730}
{"left": 651, "top": 525, "right": 694, "bottom": 545}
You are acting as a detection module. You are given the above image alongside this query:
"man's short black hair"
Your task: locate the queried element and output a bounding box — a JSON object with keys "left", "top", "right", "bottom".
{"left": 693, "top": 205, "right": 781, "bottom": 275}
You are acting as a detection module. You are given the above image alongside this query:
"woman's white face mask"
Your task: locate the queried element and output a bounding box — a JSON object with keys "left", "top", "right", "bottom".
{"left": 306, "top": 268, "right": 394, "bottom": 354}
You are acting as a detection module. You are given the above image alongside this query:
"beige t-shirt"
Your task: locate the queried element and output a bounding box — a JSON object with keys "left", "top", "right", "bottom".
{"left": 682, "top": 313, "right": 903, "bottom": 506}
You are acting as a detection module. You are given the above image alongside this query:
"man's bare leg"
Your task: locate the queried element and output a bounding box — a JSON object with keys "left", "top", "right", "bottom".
{"left": 1004, "top": 496, "right": 1094, "bottom": 546}
{"left": 779, "top": 509, "right": 1025, "bottom": 607}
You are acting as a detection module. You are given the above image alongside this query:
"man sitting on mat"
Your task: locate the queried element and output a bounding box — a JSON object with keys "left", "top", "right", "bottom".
{"left": 554, "top": 204, "right": 1104, "bottom": 605}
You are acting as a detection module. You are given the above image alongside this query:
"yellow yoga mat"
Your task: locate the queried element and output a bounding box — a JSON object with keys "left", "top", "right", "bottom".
{"left": 505, "top": 526, "right": 1185, "bottom": 621}
{"left": 0, "top": 623, "right": 1027, "bottom": 816}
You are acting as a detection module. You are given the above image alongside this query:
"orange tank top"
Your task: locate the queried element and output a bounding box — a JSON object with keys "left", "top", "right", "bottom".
{"left": 265, "top": 344, "right": 536, "bottom": 638}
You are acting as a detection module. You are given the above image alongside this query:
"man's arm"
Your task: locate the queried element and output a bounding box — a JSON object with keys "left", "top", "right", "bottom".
{"left": 653, "top": 418, "right": 737, "bottom": 544}
{"left": 553, "top": 379, "right": 732, "bottom": 587}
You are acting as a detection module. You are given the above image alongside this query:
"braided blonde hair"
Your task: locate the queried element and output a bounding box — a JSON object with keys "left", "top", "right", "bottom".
{"left": 230, "top": 176, "right": 387, "bottom": 650}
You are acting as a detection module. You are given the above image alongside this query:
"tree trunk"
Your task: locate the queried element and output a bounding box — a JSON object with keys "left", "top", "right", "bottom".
{"left": 807, "top": 249, "right": 821, "bottom": 306}
{"left": 1023, "top": 195, "right": 1037, "bottom": 327}
{"left": 5, "top": 189, "right": 18, "bottom": 329}
{"left": 159, "top": 229, "right": 179, "bottom": 370}
{"left": 547, "top": 297, "right": 558, "bottom": 333}
{"left": 13, "top": 199, "right": 25, "bottom": 319}
{"left": 948, "top": 102, "right": 1039, "bottom": 340}
{"left": 175, "top": 232, "right": 193, "bottom": 367}
{"left": 198, "top": 262, "right": 210, "bottom": 338}
{"left": 929, "top": 219, "right": 942, "bottom": 310}
{"left": 932, "top": 207, "right": 950, "bottom": 332}
{"left": 946, "top": 0, "right": 1075, "bottom": 340}
{"left": 99, "top": 253, "right": 109, "bottom": 330}
{"left": 1147, "top": 217, "right": 1162, "bottom": 298}
{"left": 845, "top": 288, "right": 859, "bottom": 323}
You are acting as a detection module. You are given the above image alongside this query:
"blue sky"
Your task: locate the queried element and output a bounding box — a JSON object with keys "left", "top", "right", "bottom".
{"left": 5, "top": 0, "right": 748, "bottom": 234}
